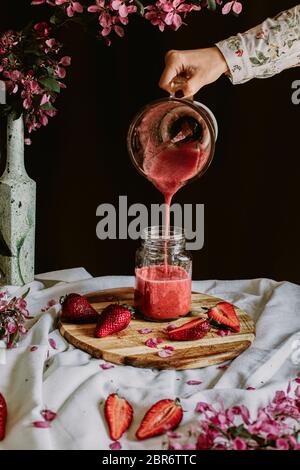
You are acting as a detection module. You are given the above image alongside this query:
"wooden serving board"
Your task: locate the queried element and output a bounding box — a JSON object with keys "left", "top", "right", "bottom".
{"left": 59, "top": 288, "right": 255, "bottom": 370}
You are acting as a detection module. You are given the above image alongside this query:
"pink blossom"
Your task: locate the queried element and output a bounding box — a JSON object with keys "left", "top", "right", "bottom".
{"left": 186, "top": 380, "right": 202, "bottom": 385}
{"left": 15, "top": 298, "right": 29, "bottom": 315}
{"left": 33, "top": 22, "right": 50, "bottom": 38}
{"left": 88, "top": 0, "right": 135, "bottom": 41}
{"left": 227, "top": 405, "right": 250, "bottom": 424}
{"left": 7, "top": 322, "right": 17, "bottom": 334}
{"left": 19, "top": 325, "right": 27, "bottom": 335}
{"left": 60, "top": 56, "right": 71, "bottom": 66}
{"left": 55, "top": 0, "right": 84, "bottom": 17}
{"left": 232, "top": 437, "right": 247, "bottom": 450}
{"left": 111, "top": 0, "right": 137, "bottom": 18}
{"left": 145, "top": 0, "right": 200, "bottom": 32}
{"left": 195, "top": 402, "right": 215, "bottom": 414}
{"left": 276, "top": 438, "right": 289, "bottom": 450}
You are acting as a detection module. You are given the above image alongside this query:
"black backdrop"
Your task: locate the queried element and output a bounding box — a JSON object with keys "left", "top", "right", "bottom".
{"left": 1, "top": 0, "right": 300, "bottom": 282}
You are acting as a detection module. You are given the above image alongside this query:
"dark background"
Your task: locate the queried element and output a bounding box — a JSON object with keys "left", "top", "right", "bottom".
{"left": 0, "top": 0, "right": 299, "bottom": 282}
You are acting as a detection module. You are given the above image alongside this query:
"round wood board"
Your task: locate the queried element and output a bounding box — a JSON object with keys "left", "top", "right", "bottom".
{"left": 58, "top": 288, "right": 255, "bottom": 370}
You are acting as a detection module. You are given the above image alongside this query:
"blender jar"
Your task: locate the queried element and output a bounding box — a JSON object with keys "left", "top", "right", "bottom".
{"left": 127, "top": 97, "right": 218, "bottom": 194}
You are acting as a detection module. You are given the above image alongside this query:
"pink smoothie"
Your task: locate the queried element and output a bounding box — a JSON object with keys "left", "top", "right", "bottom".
{"left": 135, "top": 265, "right": 191, "bottom": 321}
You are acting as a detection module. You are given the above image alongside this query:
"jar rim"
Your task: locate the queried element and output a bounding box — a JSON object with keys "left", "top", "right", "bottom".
{"left": 141, "top": 226, "right": 185, "bottom": 242}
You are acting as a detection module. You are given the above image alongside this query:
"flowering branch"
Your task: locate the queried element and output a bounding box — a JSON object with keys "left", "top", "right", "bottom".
{"left": 0, "top": 289, "right": 31, "bottom": 348}
{"left": 0, "top": 23, "right": 71, "bottom": 145}
{"left": 166, "top": 379, "right": 300, "bottom": 450}
{"left": 0, "top": 0, "right": 243, "bottom": 143}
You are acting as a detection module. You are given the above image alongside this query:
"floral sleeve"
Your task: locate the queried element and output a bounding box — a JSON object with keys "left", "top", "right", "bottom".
{"left": 216, "top": 5, "right": 300, "bottom": 84}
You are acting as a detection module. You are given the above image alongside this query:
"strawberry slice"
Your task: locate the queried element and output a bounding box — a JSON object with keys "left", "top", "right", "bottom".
{"left": 136, "top": 398, "right": 183, "bottom": 440}
{"left": 104, "top": 393, "right": 133, "bottom": 441}
{"left": 0, "top": 393, "right": 7, "bottom": 441}
{"left": 168, "top": 318, "right": 211, "bottom": 341}
{"left": 207, "top": 302, "right": 240, "bottom": 332}
{"left": 60, "top": 293, "right": 99, "bottom": 323}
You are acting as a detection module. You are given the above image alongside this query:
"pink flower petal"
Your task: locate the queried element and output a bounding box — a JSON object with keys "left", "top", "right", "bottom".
{"left": 41, "top": 409, "right": 57, "bottom": 422}
{"left": 163, "top": 324, "right": 177, "bottom": 333}
{"left": 163, "top": 345, "right": 174, "bottom": 351}
{"left": 187, "top": 380, "right": 202, "bottom": 385}
{"left": 30, "top": 346, "right": 38, "bottom": 352}
{"left": 60, "top": 56, "right": 71, "bottom": 66}
{"left": 109, "top": 441, "right": 122, "bottom": 450}
{"left": 145, "top": 337, "right": 163, "bottom": 348}
{"left": 138, "top": 328, "right": 152, "bottom": 334}
{"left": 232, "top": 1, "right": 243, "bottom": 14}
{"left": 294, "top": 378, "right": 300, "bottom": 384}
{"left": 100, "top": 362, "right": 115, "bottom": 370}
{"left": 48, "top": 338, "right": 57, "bottom": 350}
{"left": 33, "top": 421, "right": 51, "bottom": 428}
{"left": 217, "top": 329, "right": 231, "bottom": 336}
{"left": 222, "top": 1, "right": 234, "bottom": 14}
{"left": 246, "top": 386, "right": 256, "bottom": 390}
{"left": 158, "top": 349, "right": 174, "bottom": 358}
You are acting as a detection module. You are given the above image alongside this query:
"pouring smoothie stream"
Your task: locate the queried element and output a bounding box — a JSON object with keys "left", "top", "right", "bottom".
{"left": 127, "top": 98, "right": 217, "bottom": 320}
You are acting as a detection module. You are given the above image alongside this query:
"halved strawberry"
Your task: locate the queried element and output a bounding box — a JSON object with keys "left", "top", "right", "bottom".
{"left": 168, "top": 318, "right": 211, "bottom": 341}
{"left": 207, "top": 302, "right": 240, "bottom": 332}
{"left": 0, "top": 393, "right": 7, "bottom": 441}
{"left": 136, "top": 399, "right": 183, "bottom": 440}
{"left": 104, "top": 393, "right": 133, "bottom": 441}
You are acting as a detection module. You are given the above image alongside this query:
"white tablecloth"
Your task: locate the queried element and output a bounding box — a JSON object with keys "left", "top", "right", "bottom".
{"left": 1, "top": 268, "right": 300, "bottom": 450}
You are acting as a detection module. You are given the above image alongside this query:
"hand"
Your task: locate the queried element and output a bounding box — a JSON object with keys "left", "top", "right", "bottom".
{"left": 159, "top": 47, "right": 229, "bottom": 98}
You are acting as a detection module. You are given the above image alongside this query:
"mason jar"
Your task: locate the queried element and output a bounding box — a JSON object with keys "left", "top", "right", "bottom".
{"left": 134, "top": 226, "right": 192, "bottom": 321}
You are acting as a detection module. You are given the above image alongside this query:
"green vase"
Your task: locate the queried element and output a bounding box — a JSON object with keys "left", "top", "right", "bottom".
{"left": 0, "top": 114, "right": 36, "bottom": 286}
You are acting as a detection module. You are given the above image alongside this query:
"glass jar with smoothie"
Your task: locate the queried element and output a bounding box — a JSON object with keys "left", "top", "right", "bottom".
{"left": 135, "top": 226, "right": 192, "bottom": 321}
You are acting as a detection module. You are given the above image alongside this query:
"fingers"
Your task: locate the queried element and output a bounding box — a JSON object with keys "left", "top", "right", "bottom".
{"left": 159, "top": 50, "right": 205, "bottom": 98}
{"left": 177, "top": 73, "right": 205, "bottom": 99}
{"left": 159, "top": 50, "right": 181, "bottom": 94}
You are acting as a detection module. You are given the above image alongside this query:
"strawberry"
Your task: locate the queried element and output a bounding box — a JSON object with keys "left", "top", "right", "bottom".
{"left": 60, "top": 293, "right": 99, "bottom": 323}
{"left": 95, "top": 304, "right": 132, "bottom": 338}
{"left": 0, "top": 393, "right": 7, "bottom": 441}
{"left": 136, "top": 399, "right": 183, "bottom": 440}
{"left": 207, "top": 302, "right": 240, "bottom": 332}
{"left": 168, "top": 318, "right": 211, "bottom": 341}
{"left": 104, "top": 393, "right": 133, "bottom": 441}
